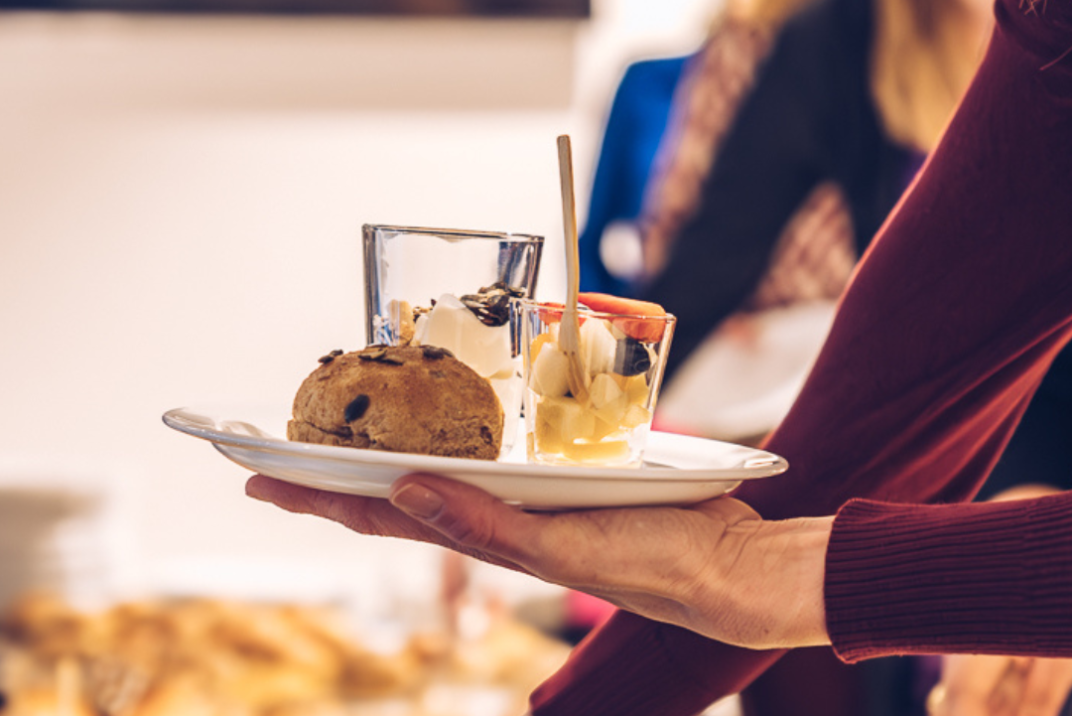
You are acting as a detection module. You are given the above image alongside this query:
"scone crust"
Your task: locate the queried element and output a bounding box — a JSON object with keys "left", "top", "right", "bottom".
{"left": 287, "top": 346, "right": 503, "bottom": 460}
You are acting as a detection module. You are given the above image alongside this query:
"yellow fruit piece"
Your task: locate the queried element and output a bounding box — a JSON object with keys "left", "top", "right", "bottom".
{"left": 561, "top": 439, "right": 632, "bottom": 464}
{"left": 534, "top": 412, "right": 565, "bottom": 455}
{"left": 536, "top": 395, "right": 596, "bottom": 443}
{"left": 590, "top": 416, "right": 627, "bottom": 442}
{"left": 589, "top": 373, "right": 624, "bottom": 409}
{"left": 530, "top": 342, "right": 571, "bottom": 397}
{"left": 621, "top": 403, "right": 652, "bottom": 429}
{"left": 592, "top": 401, "right": 626, "bottom": 430}
{"left": 623, "top": 374, "right": 650, "bottom": 406}
{"left": 530, "top": 332, "right": 552, "bottom": 364}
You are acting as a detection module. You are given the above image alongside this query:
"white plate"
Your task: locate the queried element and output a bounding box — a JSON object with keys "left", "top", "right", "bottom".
{"left": 163, "top": 405, "right": 787, "bottom": 510}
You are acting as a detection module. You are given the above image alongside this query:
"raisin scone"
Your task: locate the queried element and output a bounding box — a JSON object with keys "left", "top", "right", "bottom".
{"left": 287, "top": 345, "right": 503, "bottom": 460}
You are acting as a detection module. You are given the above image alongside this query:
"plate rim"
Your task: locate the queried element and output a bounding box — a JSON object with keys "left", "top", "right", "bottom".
{"left": 162, "top": 405, "right": 788, "bottom": 484}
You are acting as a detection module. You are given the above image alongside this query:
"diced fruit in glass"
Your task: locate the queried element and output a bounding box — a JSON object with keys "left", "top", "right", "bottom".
{"left": 530, "top": 332, "right": 553, "bottom": 363}
{"left": 537, "top": 395, "right": 596, "bottom": 442}
{"left": 621, "top": 403, "right": 652, "bottom": 429}
{"left": 580, "top": 317, "right": 618, "bottom": 377}
{"left": 534, "top": 412, "right": 566, "bottom": 454}
{"left": 590, "top": 415, "right": 626, "bottom": 442}
{"left": 589, "top": 373, "right": 624, "bottom": 410}
{"left": 530, "top": 343, "right": 571, "bottom": 398}
{"left": 589, "top": 374, "right": 628, "bottom": 426}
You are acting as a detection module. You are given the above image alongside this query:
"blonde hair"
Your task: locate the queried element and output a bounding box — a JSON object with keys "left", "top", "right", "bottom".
{"left": 871, "top": 0, "right": 991, "bottom": 151}
{"left": 719, "top": 0, "right": 989, "bottom": 152}
{"left": 722, "top": 0, "right": 818, "bottom": 30}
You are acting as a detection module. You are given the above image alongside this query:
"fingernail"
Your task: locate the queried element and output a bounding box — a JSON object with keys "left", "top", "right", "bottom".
{"left": 390, "top": 483, "right": 445, "bottom": 520}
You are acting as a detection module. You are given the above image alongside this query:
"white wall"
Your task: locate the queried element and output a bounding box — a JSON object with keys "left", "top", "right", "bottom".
{"left": 0, "top": 0, "right": 716, "bottom": 610}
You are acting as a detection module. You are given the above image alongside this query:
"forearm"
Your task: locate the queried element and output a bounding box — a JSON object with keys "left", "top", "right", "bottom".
{"left": 531, "top": 620, "right": 786, "bottom": 716}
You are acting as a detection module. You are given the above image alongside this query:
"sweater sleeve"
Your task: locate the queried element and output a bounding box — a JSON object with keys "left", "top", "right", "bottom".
{"left": 531, "top": 2, "right": 1072, "bottom": 714}
{"left": 826, "top": 493, "right": 1072, "bottom": 662}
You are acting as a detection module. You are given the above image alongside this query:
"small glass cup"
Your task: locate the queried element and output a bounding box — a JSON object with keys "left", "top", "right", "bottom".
{"left": 362, "top": 225, "right": 544, "bottom": 453}
{"left": 520, "top": 300, "right": 676, "bottom": 467}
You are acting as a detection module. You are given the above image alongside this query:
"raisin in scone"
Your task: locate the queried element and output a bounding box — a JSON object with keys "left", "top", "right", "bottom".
{"left": 287, "top": 345, "right": 503, "bottom": 460}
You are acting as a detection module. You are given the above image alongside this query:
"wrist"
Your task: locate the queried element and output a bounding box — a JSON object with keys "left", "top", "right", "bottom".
{"left": 756, "top": 515, "right": 833, "bottom": 649}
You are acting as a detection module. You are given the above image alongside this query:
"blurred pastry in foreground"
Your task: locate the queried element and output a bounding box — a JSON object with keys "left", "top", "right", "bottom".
{"left": 288, "top": 345, "right": 504, "bottom": 460}
{"left": 0, "top": 592, "right": 571, "bottom": 716}
{"left": 0, "top": 594, "right": 421, "bottom": 716}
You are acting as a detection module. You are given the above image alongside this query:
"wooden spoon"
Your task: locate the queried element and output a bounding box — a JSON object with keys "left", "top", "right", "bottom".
{"left": 556, "top": 134, "right": 589, "bottom": 404}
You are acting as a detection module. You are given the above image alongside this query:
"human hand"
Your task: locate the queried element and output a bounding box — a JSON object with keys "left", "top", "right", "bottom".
{"left": 245, "top": 473, "right": 832, "bottom": 651}
{"left": 928, "top": 654, "right": 1072, "bottom": 716}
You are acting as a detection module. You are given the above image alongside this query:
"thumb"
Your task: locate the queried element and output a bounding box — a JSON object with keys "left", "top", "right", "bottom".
{"left": 388, "top": 474, "right": 541, "bottom": 567}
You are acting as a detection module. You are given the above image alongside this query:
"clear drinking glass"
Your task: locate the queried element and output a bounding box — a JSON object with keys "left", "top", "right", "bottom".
{"left": 362, "top": 225, "right": 544, "bottom": 453}
{"left": 520, "top": 300, "right": 676, "bottom": 467}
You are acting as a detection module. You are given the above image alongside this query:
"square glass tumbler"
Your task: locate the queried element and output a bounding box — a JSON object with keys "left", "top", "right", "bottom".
{"left": 521, "top": 300, "right": 676, "bottom": 467}
{"left": 362, "top": 224, "right": 544, "bottom": 453}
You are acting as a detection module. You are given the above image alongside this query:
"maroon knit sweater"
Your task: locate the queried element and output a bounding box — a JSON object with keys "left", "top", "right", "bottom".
{"left": 530, "top": 1, "right": 1072, "bottom": 714}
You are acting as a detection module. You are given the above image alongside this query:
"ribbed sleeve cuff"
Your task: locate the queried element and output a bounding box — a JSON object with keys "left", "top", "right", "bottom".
{"left": 825, "top": 494, "right": 1072, "bottom": 663}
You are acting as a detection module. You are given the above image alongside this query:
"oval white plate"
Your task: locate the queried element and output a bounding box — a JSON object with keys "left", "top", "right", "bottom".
{"left": 163, "top": 405, "right": 787, "bottom": 510}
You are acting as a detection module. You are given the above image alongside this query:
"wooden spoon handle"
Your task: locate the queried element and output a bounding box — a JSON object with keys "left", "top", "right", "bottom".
{"left": 556, "top": 135, "right": 589, "bottom": 403}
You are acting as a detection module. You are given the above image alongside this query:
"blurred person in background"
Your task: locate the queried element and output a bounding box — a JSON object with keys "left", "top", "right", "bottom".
{"left": 579, "top": 0, "right": 999, "bottom": 446}
{"left": 637, "top": 0, "right": 991, "bottom": 438}
{"left": 566, "top": 0, "right": 1068, "bottom": 712}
